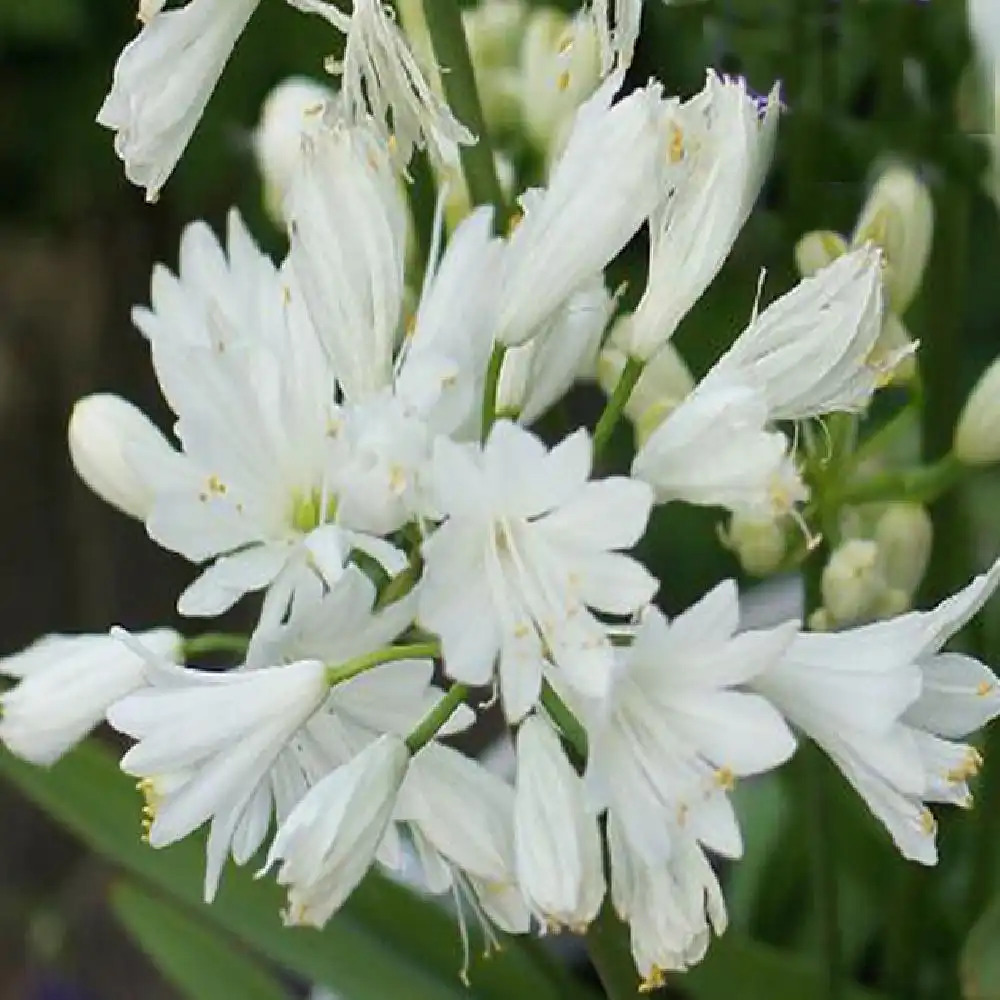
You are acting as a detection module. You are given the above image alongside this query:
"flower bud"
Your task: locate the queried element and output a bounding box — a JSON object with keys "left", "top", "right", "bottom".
{"left": 821, "top": 539, "right": 885, "bottom": 625}
{"left": 253, "top": 77, "right": 335, "bottom": 224}
{"left": 956, "top": 355, "right": 1000, "bottom": 466}
{"left": 870, "top": 312, "right": 918, "bottom": 387}
{"left": 463, "top": 0, "right": 528, "bottom": 136}
{"left": 853, "top": 164, "right": 934, "bottom": 314}
{"left": 874, "top": 503, "right": 933, "bottom": 597}
{"left": 68, "top": 393, "right": 178, "bottom": 521}
{"left": 794, "top": 230, "right": 847, "bottom": 278}
{"left": 720, "top": 513, "right": 787, "bottom": 578}
{"left": 519, "top": 9, "right": 601, "bottom": 154}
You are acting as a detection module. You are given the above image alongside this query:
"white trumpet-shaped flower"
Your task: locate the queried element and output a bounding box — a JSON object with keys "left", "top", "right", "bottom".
{"left": 608, "top": 813, "right": 727, "bottom": 988}
{"left": 0, "top": 629, "right": 180, "bottom": 766}
{"left": 585, "top": 582, "right": 797, "bottom": 864}
{"left": 419, "top": 421, "right": 656, "bottom": 719}
{"left": 622, "top": 71, "right": 780, "bottom": 360}
{"left": 514, "top": 713, "right": 605, "bottom": 930}
{"left": 286, "top": 115, "right": 408, "bottom": 403}
{"left": 396, "top": 742, "right": 531, "bottom": 948}
{"left": 289, "top": 0, "right": 474, "bottom": 166}
{"left": 495, "top": 74, "right": 674, "bottom": 346}
{"left": 98, "top": 0, "right": 260, "bottom": 201}
{"left": 632, "top": 373, "right": 807, "bottom": 518}
{"left": 709, "top": 246, "right": 887, "bottom": 421}
{"left": 261, "top": 733, "right": 409, "bottom": 928}
{"left": 754, "top": 559, "right": 1000, "bottom": 864}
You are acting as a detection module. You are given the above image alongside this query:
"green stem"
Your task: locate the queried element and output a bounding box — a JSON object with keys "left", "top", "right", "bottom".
{"left": 481, "top": 342, "right": 507, "bottom": 442}
{"left": 836, "top": 454, "right": 963, "bottom": 507}
{"left": 851, "top": 402, "right": 919, "bottom": 471}
{"left": 593, "top": 357, "right": 644, "bottom": 459}
{"left": 326, "top": 642, "right": 440, "bottom": 687}
{"left": 182, "top": 633, "right": 250, "bottom": 660}
{"left": 540, "top": 680, "right": 589, "bottom": 760}
{"left": 376, "top": 555, "right": 422, "bottom": 610}
{"left": 419, "top": 0, "right": 506, "bottom": 221}
{"left": 406, "top": 683, "right": 469, "bottom": 753}
{"left": 586, "top": 902, "right": 643, "bottom": 1000}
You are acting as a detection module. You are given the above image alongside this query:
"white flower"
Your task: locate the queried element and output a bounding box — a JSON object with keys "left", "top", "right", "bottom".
{"left": 514, "top": 713, "right": 605, "bottom": 930}
{"left": 0, "top": 629, "right": 179, "bottom": 766}
{"left": 709, "top": 246, "right": 887, "bottom": 421}
{"left": 253, "top": 76, "right": 336, "bottom": 223}
{"left": 590, "top": 0, "right": 644, "bottom": 74}
{"left": 970, "top": 0, "right": 1000, "bottom": 74}
{"left": 396, "top": 742, "right": 531, "bottom": 949}
{"left": 632, "top": 373, "right": 806, "bottom": 518}
{"left": 98, "top": 0, "right": 260, "bottom": 201}
{"left": 68, "top": 393, "right": 185, "bottom": 521}
{"left": 286, "top": 116, "right": 408, "bottom": 403}
{"left": 107, "top": 646, "right": 330, "bottom": 857}
{"left": 289, "top": 0, "right": 474, "bottom": 167}
{"left": 754, "top": 559, "right": 1000, "bottom": 864}
{"left": 497, "top": 277, "right": 612, "bottom": 424}
{"left": 607, "top": 813, "right": 726, "bottom": 987}
{"left": 261, "top": 734, "right": 409, "bottom": 928}
{"left": 620, "top": 71, "right": 780, "bottom": 360}
{"left": 495, "top": 74, "right": 673, "bottom": 346}
{"left": 131, "top": 209, "right": 404, "bottom": 616}
{"left": 585, "top": 582, "right": 797, "bottom": 864}
{"left": 419, "top": 421, "right": 656, "bottom": 719}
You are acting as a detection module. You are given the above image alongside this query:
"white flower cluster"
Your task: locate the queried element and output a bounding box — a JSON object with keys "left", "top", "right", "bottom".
{"left": 2, "top": 0, "right": 1000, "bottom": 991}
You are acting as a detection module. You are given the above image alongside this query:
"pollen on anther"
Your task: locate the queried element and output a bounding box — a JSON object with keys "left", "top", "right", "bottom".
{"left": 714, "top": 766, "right": 736, "bottom": 792}
{"left": 919, "top": 809, "right": 937, "bottom": 835}
{"left": 557, "top": 70, "right": 571, "bottom": 92}
{"left": 977, "top": 680, "right": 994, "bottom": 697}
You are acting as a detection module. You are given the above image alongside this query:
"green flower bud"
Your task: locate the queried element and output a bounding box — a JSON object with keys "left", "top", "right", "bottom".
{"left": 955, "top": 355, "right": 1000, "bottom": 466}
{"left": 720, "top": 513, "right": 788, "bottom": 578}
{"left": 794, "top": 230, "right": 847, "bottom": 278}
{"left": 874, "top": 503, "right": 933, "bottom": 597}
{"left": 821, "top": 539, "right": 885, "bottom": 625}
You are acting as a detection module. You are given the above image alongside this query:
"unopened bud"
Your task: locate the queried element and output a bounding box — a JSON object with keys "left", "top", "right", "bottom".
{"left": 68, "top": 394, "right": 176, "bottom": 521}
{"left": 520, "top": 10, "right": 601, "bottom": 153}
{"left": 853, "top": 164, "right": 934, "bottom": 314}
{"left": 440, "top": 153, "right": 516, "bottom": 233}
{"left": 874, "top": 503, "right": 932, "bottom": 597}
{"left": 870, "top": 313, "right": 918, "bottom": 387}
{"left": 254, "top": 77, "right": 335, "bottom": 224}
{"left": 794, "top": 230, "right": 847, "bottom": 278}
{"left": 956, "top": 355, "right": 1000, "bottom": 466}
{"left": 464, "top": 0, "right": 528, "bottom": 135}
{"left": 720, "top": 513, "right": 787, "bottom": 577}
{"left": 821, "top": 539, "right": 884, "bottom": 625}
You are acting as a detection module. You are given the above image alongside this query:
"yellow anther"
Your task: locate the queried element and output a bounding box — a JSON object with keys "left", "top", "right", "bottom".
{"left": 667, "top": 123, "right": 685, "bottom": 164}
{"left": 919, "top": 809, "right": 937, "bottom": 835}
{"left": 404, "top": 313, "right": 417, "bottom": 339}
{"left": 513, "top": 622, "right": 531, "bottom": 639}
{"left": 507, "top": 210, "right": 524, "bottom": 237}
{"left": 715, "top": 766, "right": 736, "bottom": 792}
{"left": 639, "top": 967, "right": 667, "bottom": 993}
{"left": 207, "top": 474, "right": 227, "bottom": 496}
{"left": 557, "top": 34, "right": 574, "bottom": 55}
{"left": 557, "top": 69, "right": 571, "bottom": 92}
{"left": 977, "top": 680, "right": 994, "bottom": 697}
{"left": 388, "top": 465, "right": 407, "bottom": 496}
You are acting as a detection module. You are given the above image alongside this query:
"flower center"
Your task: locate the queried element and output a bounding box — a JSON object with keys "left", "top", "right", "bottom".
{"left": 290, "top": 489, "right": 339, "bottom": 533}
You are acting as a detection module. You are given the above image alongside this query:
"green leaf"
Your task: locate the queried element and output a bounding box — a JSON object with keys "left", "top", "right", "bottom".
{"left": 961, "top": 896, "right": 1000, "bottom": 999}
{"left": 111, "top": 880, "right": 290, "bottom": 1000}
{"left": 0, "top": 742, "right": 580, "bottom": 1000}
{"left": 682, "top": 936, "right": 888, "bottom": 1000}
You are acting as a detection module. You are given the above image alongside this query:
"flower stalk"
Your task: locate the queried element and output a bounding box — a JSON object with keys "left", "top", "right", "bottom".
{"left": 326, "top": 642, "right": 441, "bottom": 687}
{"left": 405, "top": 682, "right": 469, "bottom": 753}
{"left": 593, "top": 357, "right": 644, "bottom": 459}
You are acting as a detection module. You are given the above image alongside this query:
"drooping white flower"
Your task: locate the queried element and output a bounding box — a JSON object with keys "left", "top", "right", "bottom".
{"left": 0, "top": 629, "right": 180, "bottom": 766}
{"left": 419, "top": 421, "right": 656, "bottom": 720}
{"left": 585, "top": 582, "right": 797, "bottom": 864}
{"left": 285, "top": 116, "right": 408, "bottom": 403}
{"left": 632, "top": 373, "right": 806, "bottom": 518}
{"left": 496, "top": 276, "right": 612, "bottom": 424}
{"left": 495, "top": 74, "right": 674, "bottom": 346}
{"left": 607, "top": 813, "right": 726, "bottom": 988}
{"left": 261, "top": 734, "right": 410, "bottom": 927}
{"left": 514, "top": 713, "right": 605, "bottom": 930}
{"left": 253, "top": 76, "right": 336, "bottom": 223}
{"left": 97, "top": 0, "right": 260, "bottom": 201}
{"left": 289, "top": 0, "right": 474, "bottom": 167}
{"left": 395, "top": 741, "right": 531, "bottom": 949}
{"left": 621, "top": 71, "right": 780, "bottom": 360}
{"left": 754, "top": 559, "right": 1000, "bottom": 864}
{"left": 68, "top": 393, "right": 186, "bottom": 521}
{"left": 709, "top": 246, "right": 887, "bottom": 421}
